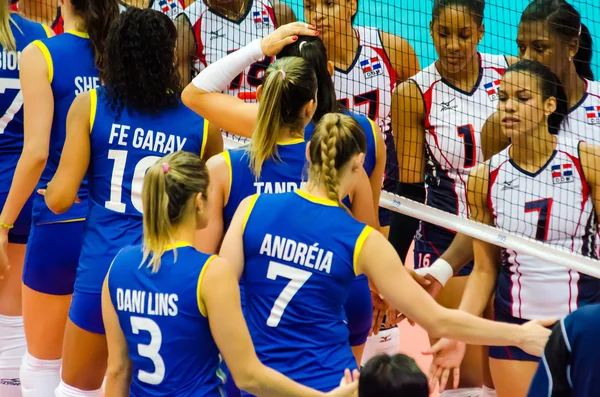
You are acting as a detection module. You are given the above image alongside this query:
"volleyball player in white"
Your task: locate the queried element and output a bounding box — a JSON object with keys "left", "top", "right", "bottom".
{"left": 175, "top": 0, "right": 295, "bottom": 93}
{"left": 430, "top": 59, "right": 600, "bottom": 397}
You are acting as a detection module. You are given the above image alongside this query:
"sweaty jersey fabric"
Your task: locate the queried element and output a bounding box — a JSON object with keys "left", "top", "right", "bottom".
{"left": 241, "top": 190, "right": 371, "bottom": 392}
{"left": 184, "top": 0, "right": 277, "bottom": 100}
{"left": 74, "top": 86, "right": 208, "bottom": 296}
{"left": 31, "top": 31, "right": 99, "bottom": 223}
{"left": 108, "top": 244, "right": 224, "bottom": 397}
{"left": 488, "top": 137, "right": 599, "bottom": 320}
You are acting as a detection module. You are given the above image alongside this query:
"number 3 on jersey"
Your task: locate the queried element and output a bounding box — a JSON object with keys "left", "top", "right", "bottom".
{"left": 266, "top": 261, "right": 312, "bottom": 327}
{"left": 131, "top": 316, "right": 165, "bottom": 385}
{"left": 105, "top": 150, "right": 160, "bottom": 213}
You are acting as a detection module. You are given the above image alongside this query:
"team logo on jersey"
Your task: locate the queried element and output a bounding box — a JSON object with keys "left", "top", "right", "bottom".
{"left": 500, "top": 178, "right": 519, "bottom": 191}
{"left": 585, "top": 105, "right": 600, "bottom": 125}
{"left": 158, "top": 0, "right": 177, "bottom": 14}
{"left": 440, "top": 98, "right": 458, "bottom": 112}
{"left": 484, "top": 80, "right": 501, "bottom": 101}
{"left": 253, "top": 10, "right": 270, "bottom": 26}
{"left": 360, "top": 57, "right": 383, "bottom": 78}
{"left": 551, "top": 163, "right": 573, "bottom": 184}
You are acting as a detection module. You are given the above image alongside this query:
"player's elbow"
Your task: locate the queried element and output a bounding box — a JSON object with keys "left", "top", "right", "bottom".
{"left": 44, "top": 188, "right": 75, "bottom": 215}
{"left": 182, "top": 83, "right": 203, "bottom": 109}
{"left": 230, "top": 366, "right": 262, "bottom": 393}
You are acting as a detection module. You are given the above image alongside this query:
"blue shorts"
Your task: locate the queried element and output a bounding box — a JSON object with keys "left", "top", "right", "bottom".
{"left": 0, "top": 192, "right": 32, "bottom": 244}
{"left": 69, "top": 289, "right": 104, "bottom": 334}
{"left": 22, "top": 221, "right": 84, "bottom": 295}
{"left": 344, "top": 275, "right": 373, "bottom": 346}
{"left": 488, "top": 300, "right": 543, "bottom": 363}
{"left": 414, "top": 221, "right": 473, "bottom": 276}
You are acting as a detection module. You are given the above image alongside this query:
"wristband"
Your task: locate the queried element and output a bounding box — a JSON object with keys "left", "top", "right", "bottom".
{"left": 0, "top": 222, "right": 13, "bottom": 230}
{"left": 192, "top": 39, "right": 264, "bottom": 93}
{"left": 414, "top": 258, "right": 453, "bottom": 287}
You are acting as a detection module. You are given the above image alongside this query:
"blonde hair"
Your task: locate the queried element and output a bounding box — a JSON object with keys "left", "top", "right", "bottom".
{"left": 249, "top": 56, "right": 317, "bottom": 178}
{"left": 0, "top": 2, "right": 16, "bottom": 52}
{"left": 308, "top": 113, "right": 367, "bottom": 207}
{"left": 141, "top": 151, "right": 210, "bottom": 273}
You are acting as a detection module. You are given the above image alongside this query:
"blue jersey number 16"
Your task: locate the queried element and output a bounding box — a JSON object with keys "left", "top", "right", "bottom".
{"left": 266, "top": 261, "right": 312, "bottom": 328}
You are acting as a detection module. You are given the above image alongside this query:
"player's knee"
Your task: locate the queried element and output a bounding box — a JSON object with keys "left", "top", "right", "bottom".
{"left": 20, "top": 353, "right": 61, "bottom": 397}
{"left": 359, "top": 353, "right": 428, "bottom": 397}
{"left": 55, "top": 381, "right": 101, "bottom": 397}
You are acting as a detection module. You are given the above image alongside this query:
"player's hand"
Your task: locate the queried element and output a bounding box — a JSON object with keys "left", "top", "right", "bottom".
{"left": 384, "top": 307, "right": 400, "bottom": 328}
{"left": 423, "top": 274, "right": 444, "bottom": 299}
{"left": 260, "top": 22, "right": 319, "bottom": 56}
{"left": 328, "top": 369, "right": 359, "bottom": 397}
{"left": 422, "top": 338, "right": 466, "bottom": 392}
{"left": 369, "top": 290, "right": 389, "bottom": 336}
{"left": 517, "top": 318, "right": 556, "bottom": 357}
{"left": 0, "top": 228, "right": 9, "bottom": 280}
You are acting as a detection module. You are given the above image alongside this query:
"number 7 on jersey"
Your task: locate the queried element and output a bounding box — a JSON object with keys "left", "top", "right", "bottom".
{"left": 266, "top": 261, "right": 312, "bottom": 328}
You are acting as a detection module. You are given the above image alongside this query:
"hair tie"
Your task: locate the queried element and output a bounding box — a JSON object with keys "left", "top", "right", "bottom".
{"left": 279, "top": 70, "right": 286, "bottom": 80}
{"left": 299, "top": 41, "right": 308, "bottom": 52}
{"left": 578, "top": 24, "right": 582, "bottom": 37}
{"left": 162, "top": 162, "right": 169, "bottom": 174}
{"left": 336, "top": 114, "right": 342, "bottom": 126}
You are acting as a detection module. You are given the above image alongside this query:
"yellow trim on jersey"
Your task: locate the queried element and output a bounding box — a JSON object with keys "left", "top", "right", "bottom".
{"left": 277, "top": 138, "right": 304, "bottom": 146}
{"left": 89, "top": 89, "right": 97, "bottom": 133}
{"left": 65, "top": 30, "right": 90, "bottom": 38}
{"left": 353, "top": 225, "right": 374, "bottom": 275}
{"left": 295, "top": 189, "right": 338, "bottom": 207}
{"left": 32, "top": 40, "right": 53, "bottom": 83}
{"left": 221, "top": 151, "right": 232, "bottom": 206}
{"left": 42, "top": 25, "right": 53, "bottom": 38}
{"left": 196, "top": 254, "right": 218, "bottom": 317}
{"left": 165, "top": 241, "right": 193, "bottom": 251}
{"left": 367, "top": 117, "right": 378, "bottom": 152}
{"left": 242, "top": 194, "right": 259, "bottom": 233}
{"left": 36, "top": 218, "right": 86, "bottom": 226}
{"left": 200, "top": 119, "right": 209, "bottom": 158}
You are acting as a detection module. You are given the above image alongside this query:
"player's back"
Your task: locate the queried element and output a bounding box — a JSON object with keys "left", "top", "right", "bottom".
{"left": 242, "top": 190, "right": 370, "bottom": 392}
{"left": 107, "top": 244, "right": 224, "bottom": 397}
{"left": 32, "top": 30, "right": 99, "bottom": 223}
{"left": 222, "top": 139, "right": 306, "bottom": 231}
{"left": 78, "top": 86, "right": 208, "bottom": 294}
{"left": 0, "top": 14, "right": 50, "bottom": 191}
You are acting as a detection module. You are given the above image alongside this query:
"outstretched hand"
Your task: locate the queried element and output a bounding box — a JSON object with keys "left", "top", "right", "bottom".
{"left": 422, "top": 338, "right": 465, "bottom": 392}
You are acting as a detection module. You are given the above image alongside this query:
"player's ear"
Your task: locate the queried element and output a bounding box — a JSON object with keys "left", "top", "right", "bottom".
{"left": 256, "top": 85, "right": 263, "bottom": 101}
{"left": 544, "top": 96, "right": 557, "bottom": 116}
{"left": 305, "top": 141, "right": 311, "bottom": 163}
{"left": 478, "top": 23, "right": 485, "bottom": 43}
{"left": 354, "top": 153, "right": 365, "bottom": 171}
{"left": 195, "top": 191, "right": 205, "bottom": 214}
{"left": 327, "top": 60, "right": 334, "bottom": 77}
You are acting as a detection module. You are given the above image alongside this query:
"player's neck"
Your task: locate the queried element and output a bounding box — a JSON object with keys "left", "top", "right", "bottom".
{"left": 277, "top": 127, "right": 303, "bottom": 143}
{"left": 303, "top": 179, "right": 350, "bottom": 204}
{"left": 326, "top": 25, "right": 358, "bottom": 69}
{"left": 561, "top": 66, "right": 587, "bottom": 111}
{"left": 62, "top": 10, "right": 86, "bottom": 33}
{"left": 436, "top": 55, "right": 480, "bottom": 92}
{"left": 170, "top": 220, "right": 197, "bottom": 249}
{"left": 510, "top": 129, "right": 556, "bottom": 172}
{"left": 206, "top": 0, "right": 249, "bottom": 19}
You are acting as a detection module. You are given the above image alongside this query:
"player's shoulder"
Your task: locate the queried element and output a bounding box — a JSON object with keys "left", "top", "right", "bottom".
{"left": 409, "top": 61, "right": 440, "bottom": 92}
{"left": 480, "top": 52, "right": 509, "bottom": 69}
{"left": 585, "top": 78, "right": 600, "bottom": 98}
{"left": 10, "top": 13, "right": 49, "bottom": 39}
{"left": 184, "top": 0, "right": 208, "bottom": 22}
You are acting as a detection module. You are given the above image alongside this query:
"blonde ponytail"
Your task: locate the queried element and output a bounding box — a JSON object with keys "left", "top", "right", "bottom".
{"left": 249, "top": 56, "right": 317, "bottom": 178}
{"left": 0, "top": 1, "right": 16, "bottom": 52}
{"left": 141, "top": 151, "right": 210, "bottom": 273}
{"left": 320, "top": 133, "right": 342, "bottom": 205}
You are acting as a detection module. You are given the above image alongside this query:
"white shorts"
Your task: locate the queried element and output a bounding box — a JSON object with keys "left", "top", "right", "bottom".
{"left": 360, "top": 326, "right": 400, "bottom": 367}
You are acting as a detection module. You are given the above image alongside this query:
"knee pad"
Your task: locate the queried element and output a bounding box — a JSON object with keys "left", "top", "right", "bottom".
{"left": 55, "top": 381, "right": 101, "bottom": 397}
{"left": 440, "top": 388, "right": 482, "bottom": 397}
{"left": 361, "top": 326, "right": 400, "bottom": 367}
{"left": 0, "top": 315, "right": 26, "bottom": 369}
{"left": 20, "top": 352, "right": 61, "bottom": 397}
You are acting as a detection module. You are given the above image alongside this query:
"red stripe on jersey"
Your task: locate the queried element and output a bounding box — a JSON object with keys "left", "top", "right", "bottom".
{"left": 513, "top": 251, "right": 524, "bottom": 318}
{"left": 561, "top": 150, "right": 591, "bottom": 254}
{"left": 367, "top": 45, "right": 397, "bottom": 94}
{"left": 263, "top": 4, "right": 278, "bottom": 28}
{"left": 193, "top": 13, "right": 207, "bottom": 68}
{"left": 487, "top": 159, "right": 509, "bottom": 222}
{"left": 483, "top": 66, "right": 506, "bottom": 77}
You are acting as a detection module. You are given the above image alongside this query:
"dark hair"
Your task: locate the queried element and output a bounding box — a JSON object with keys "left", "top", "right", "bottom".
{"left": 432, "top": 0, "right": 485, "bottom": 26}
{"left": 506, "top": 60, "right": 568, "bottom": 135}
{"left": 101, "top": 8, "right": 181, "bottom": 116}
{"left": 308, "top": 113, "right": 366, "bottom": 207}
{"left": 278, "top": 36, "right": 341, "bottom": 122}
{"left": 359, "top": 354, "right": 429, "bottom": 397}
{"left": 71, "top": 0, "right": 120, "bottom": 70}
{"left": 520, "top": 0, "right": 594, "bottom": 80}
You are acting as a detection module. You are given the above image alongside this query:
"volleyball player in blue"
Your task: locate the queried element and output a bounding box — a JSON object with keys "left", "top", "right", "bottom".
{"left": 220, "top": 112, "right": 554, "bottom": 394}
{"left": 0, "top": 5, "right": 51, "bottom": 396}
{"left": 0, "top": 1, "right": 119, "bottom": 395}
{"left": 102, "top": 150, "right": 359, "bottom": 397}
{"left": 42, "top": 8, "right": 221, "bottom": 397}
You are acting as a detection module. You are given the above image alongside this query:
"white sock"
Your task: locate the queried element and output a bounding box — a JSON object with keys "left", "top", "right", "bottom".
{"left": 481, "top": 386, "right": 497, "bottom": 397}
{"left": 20, "top": 352, "right": 62, "bottom": 397}
{"left": 55, "top": 381, "right": 101, "bottom": 397}
{"left": 440, "top": 388, "right": 482, "bottom": 397}
{"left": 361, "top": 326, "right": 400, "bottom": 366}
{"left": 0, "top": 315, "right": 26, "bottom": 397}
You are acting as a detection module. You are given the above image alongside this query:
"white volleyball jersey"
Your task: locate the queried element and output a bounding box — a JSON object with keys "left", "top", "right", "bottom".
{"left": 185, "top": 0, "right": 277, "bottom": 101}
{"left": 411, "top": 53, "right": 508, "bottom": 217}
{"left": 560, "top": 79, "right": 600, "bottom": 145}
{"left": 489, "top": 137, "right": 599, "bottom": 319}
{"left": 334, "top": 26, "right": 395, "bottom": 134}
{"left": 149, "top": 0, "right": 184, "bottom": 19}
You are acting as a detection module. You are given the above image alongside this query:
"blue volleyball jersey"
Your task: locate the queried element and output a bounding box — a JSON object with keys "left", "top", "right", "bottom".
{"left": 0, "top": 15, "right": 51, "bottom": 194}
{"left": 222, "top": 139, "right": 306, "bottom": 231}
{"left": 75, "top": 87, "right": 208, "bottom": 295}
{"left": 31, "top": 30, "right": 98, "bottom": 223}
{"left": 241, "top": 190, "right": 373, "bottom": 391}
{"left": 107, "top": 243, "right": 224, "bottom": 397}
{"left": 304, "top": 111, "right": 378, "bottom": 178}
